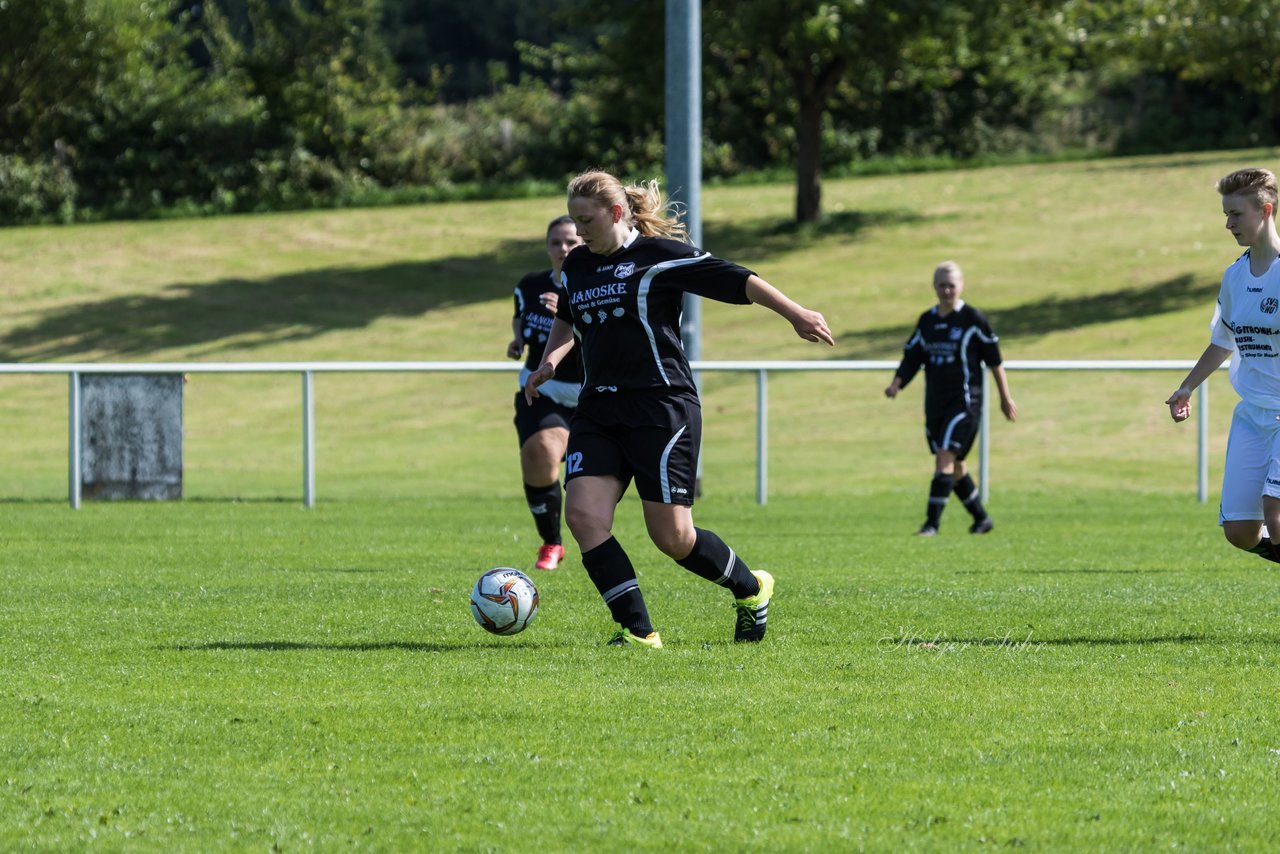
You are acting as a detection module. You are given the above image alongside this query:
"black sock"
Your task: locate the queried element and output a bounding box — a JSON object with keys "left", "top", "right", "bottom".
{"left": 926, "top": 473, "right": 954, "bottom": 528}
{"left": 580, "top": 536, "right": 653, "bottom": 635}
{"left": 1247, "top": 537, "right": 1280, "bottom": 564}
{"left": 952, "top": 474, "right": 987, "bottom": 521}
{"left": 674, "top": 528, "right": 759, "bottom": 599}
{"left": 523, "top": 481, "right": 562, "bottom": 545}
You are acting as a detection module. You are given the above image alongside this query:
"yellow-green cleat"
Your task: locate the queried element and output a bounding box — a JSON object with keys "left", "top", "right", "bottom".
{"left": 607, "top": 628, "right": 664, "bottom": 649}
{"left": 734, "top": 569, "right": 774, "bottom": 642}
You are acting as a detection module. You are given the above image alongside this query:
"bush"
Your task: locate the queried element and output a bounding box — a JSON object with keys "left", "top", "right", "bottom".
{"left": 0, "top": 155, "right": 78, "bottom": 225}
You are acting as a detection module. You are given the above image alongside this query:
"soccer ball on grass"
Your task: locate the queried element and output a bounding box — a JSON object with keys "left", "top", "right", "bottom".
{"left": 470, "top": 567, "right": 539, "bottom": 635}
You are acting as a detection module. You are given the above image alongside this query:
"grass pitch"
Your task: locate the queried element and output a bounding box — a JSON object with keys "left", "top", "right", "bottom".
{"left": 3, "top": 150, "right": 1280, "bottom": 849}
{"left": 2, "top": 492, "right": 1279, "bottom": 850}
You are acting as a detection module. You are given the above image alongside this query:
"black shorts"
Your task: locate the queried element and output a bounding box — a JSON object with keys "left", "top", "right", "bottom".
{"left": 925, "top": 406, "right": 980, "bottom": 460}
{"left": 565, "top": 391, "right": 701, "bottom": 505}
{"left": 513, "top": 392, "right": 574, "bottom": 447}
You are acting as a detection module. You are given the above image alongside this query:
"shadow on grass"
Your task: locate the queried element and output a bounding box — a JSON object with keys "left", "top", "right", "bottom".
{"left": 884, "top": 633, "right": 1221, "bottom": 648}
{"left": 172, "top": 640, "right": 540, "bottom": 652}
{"left": 832, "top": 272, "right": 1217, "bottom": 359}
{"left": 0, "top": 236, "right": 544, "bottom": 360}
{"left": 955, "top": 568, "right": 1155, "bottom": 575}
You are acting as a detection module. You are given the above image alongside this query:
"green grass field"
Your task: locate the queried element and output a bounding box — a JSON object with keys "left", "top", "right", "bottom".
{"left": 3, "top": 151, "right": 1280, "bottom": 850}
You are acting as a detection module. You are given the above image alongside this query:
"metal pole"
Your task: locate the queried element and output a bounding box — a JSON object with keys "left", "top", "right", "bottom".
{"left": 667, "top": 0, "right": 704, "bottom": 487}
{"left": 757, "top": 369, "right": 768, "bottom": 505}
{"left": 1197, "top": 381, "right": 1209, "bottom": 504}
{"left": 979, "top": 370, "right": 991, "bottom": 504}
{"left": 302, "top": 370, "right": 315, "bottom": 508}
{"left": 69, "top": 371, "right": 82, "bottom": 510}
{"left": 666, "top": 0, "right": 703, "bottom": 348}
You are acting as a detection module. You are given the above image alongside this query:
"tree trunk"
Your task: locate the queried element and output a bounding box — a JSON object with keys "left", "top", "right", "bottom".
{"left": 795, "top": 92, "right": 823, "bottom": 223}
{"left": 792, "top": 57, "right": 844, "bottom": 224}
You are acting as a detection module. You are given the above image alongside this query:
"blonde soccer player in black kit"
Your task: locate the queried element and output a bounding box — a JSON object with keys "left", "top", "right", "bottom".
{"left": 885, "top": 261, "right": 1017, "bottom": 537}
{"left": 524, "top": 169, "right": 834, "bottom": 648}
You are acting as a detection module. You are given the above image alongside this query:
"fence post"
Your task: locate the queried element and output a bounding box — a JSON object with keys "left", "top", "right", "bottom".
{"left": 302, "top": 370, "right": 315, "bottom": 508}
{"left": 980, "top": 370, "right": 991, "bottom": 504}
{"left": 69, "top": 371, "right": 82, "bottom": 510}
{"left": 757, "top": 369, "right": 768, "bottom": 505}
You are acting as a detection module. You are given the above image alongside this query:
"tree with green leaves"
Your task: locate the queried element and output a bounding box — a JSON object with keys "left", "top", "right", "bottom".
{"left": 706, "top": 0, "right": 1076, "bottom": 222}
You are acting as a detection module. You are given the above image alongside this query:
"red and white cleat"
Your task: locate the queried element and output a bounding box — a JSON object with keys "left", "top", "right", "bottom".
{"left": 535, "top": 543, "right": 565, "bottom": 571}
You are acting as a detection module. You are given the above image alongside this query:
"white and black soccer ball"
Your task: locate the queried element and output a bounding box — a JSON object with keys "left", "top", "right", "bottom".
{"left": 470, "top": 567, "right": 539, "bottom": 635}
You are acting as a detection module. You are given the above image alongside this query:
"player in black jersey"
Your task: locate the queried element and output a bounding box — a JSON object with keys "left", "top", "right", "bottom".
{"left": 524, "top": 169, "right": 834, "bottom": 648}
{"left": 885, "top": 261, "right": 1017, "bottom": 537}
{"left": 508, "top": 216, "right": 584, "bottom": 571}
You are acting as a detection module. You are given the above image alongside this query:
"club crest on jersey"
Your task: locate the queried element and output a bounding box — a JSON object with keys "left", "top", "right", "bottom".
{"left": 615, "top": 261, "right": 635, "bottom": 278}
{"left": 949, "top": 327, "right": 963, "bottom": 340}
{"left": 1264, "top": 298, "right": 1279, "bottom": 315}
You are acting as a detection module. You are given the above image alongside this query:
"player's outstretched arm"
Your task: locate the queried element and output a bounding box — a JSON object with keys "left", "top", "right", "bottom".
{"left": 1166, "top": 343, "right": 1231, "bottom": 423}
{"left": 507, "top": 316, "right": 525, "bottom": 360}
{"left": 744, "top": 275, "right": 835, "bottom": 346}
{"left": 991, "top": 364, "right": 1017, "bottom": 421}
{"left": 524, "top": 318, "right": 575, "bottom": 404}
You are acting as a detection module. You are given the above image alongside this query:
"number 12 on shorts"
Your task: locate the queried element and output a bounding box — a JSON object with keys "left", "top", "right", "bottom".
{"left": 566, "top": 451, "right": 583, "bottom": 474}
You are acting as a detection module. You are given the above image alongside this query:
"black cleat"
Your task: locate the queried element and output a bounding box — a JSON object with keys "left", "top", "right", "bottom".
{"left": 969, "top": 517, "right": 994, "bottom": 535}
{"left": 914, "top": 525, "right": 939, "bottom": 537}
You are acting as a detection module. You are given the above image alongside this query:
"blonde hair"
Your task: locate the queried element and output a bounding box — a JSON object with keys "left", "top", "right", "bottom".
{"left": 567, "top": 170, "right": 689, "bottom": 241}
{"left": 1216, "top": 167, "right": 1278, "bottom": 210}
{"left": 934, "top": 260, "right": 963, "bottom": 282}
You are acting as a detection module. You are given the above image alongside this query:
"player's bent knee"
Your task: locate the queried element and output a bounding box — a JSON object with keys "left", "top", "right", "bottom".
{"left": 649, "top": 528, "right": 695, "bottom": 560}
{"left": 1223, "top": 523, "right": 1263, "bottom": 551}
{"left": 565, "top": 504, "right": 610, "bottom": 543}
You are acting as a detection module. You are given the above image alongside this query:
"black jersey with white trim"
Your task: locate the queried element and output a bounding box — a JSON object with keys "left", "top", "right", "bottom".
{"left": 513, "top": 270, "right": 583, "bottom": 382}
{"left": 556, "top": 234, "right": 752, "bottom": 404}
{"left": 895, "top": 301, "right": 1003, "bottom": 413}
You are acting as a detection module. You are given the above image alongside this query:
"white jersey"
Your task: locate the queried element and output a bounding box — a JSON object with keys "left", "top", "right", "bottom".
{"left": 1210, "top": 250, "right": 1280, "bottom": 409}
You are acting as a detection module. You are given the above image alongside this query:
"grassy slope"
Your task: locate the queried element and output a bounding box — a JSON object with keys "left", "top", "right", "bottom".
{"left": 0, "top": 149, "right": 1266, "bottom": 501}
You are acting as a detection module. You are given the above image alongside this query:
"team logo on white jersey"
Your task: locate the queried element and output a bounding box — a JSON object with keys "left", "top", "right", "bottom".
{"left": 615, "top": 261, "right": 635, "bottom": 277}
{"left": 1264, "top": 298, "right": 1279, "bottom": 315}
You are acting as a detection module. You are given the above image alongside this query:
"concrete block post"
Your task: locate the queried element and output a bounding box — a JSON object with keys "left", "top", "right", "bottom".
{"left": 80, "top": 374, "right": 183, "bottom": 500}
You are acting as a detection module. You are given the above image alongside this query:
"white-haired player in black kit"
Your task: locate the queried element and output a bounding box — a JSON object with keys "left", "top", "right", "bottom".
{"left": 507, "top": 215, "right": 584, "bottom": 571}
{"left": 524, "top": 169, "right": 834, "bottom": 648}
{"left": 885, "top": 261, "right": 1017, "bottom": 537}
{"left": 1167, "top": 167, "right": 1280, "bottom": 565}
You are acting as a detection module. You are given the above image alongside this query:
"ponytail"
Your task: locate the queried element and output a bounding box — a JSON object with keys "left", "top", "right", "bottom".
{"left": 567, "top": 170, "right": 689, "bottom": 242}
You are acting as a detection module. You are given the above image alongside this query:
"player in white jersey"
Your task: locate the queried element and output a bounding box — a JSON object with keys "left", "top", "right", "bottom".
{"left": 1167, "top": 167, "right": 1280, "bottom": 564}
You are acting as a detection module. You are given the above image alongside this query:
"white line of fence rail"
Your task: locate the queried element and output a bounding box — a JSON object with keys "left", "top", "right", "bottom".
{"left": 0, "top": 360, "right": 1220, "bottom": 508}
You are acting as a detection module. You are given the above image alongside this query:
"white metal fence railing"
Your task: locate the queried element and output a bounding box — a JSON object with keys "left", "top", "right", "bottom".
{"left": 0, "top": 360, "right": 1222, "bottom": 508}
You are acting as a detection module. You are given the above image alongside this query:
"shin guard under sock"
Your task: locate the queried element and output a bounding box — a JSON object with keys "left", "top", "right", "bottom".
{"left": 952, "top": 474, "right": 987, "bottom": 521}
{"left": 523, "top": 480, "right": 562, "bottom": 545}
{"left": 674, "top": 528, "right": 759, "bottom": 599}
{"left": 926, "top": 473, "right": 954, "bottom": 528}
{"left": 580, "top": 536, "right": 653, "bottom": 634}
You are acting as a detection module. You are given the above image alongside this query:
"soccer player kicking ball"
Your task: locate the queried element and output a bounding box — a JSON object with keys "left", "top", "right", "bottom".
{"left": 1167, "top": 167, "right": 1280, "bottom": 565}
{"left": 525, "top": 169, "right": 834, "bottom": 648}
{"left": 885, "top": 261, "right": 1017, "bottom": 537}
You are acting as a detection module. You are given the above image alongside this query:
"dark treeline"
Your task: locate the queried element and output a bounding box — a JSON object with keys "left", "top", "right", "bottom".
{"left": 2, "top": 0, "right": 1278, "bottom": 225}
